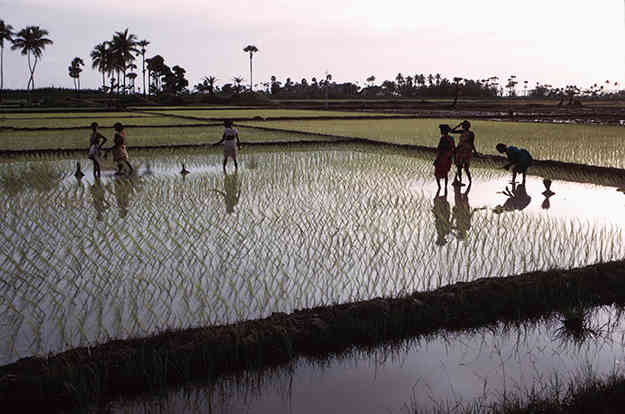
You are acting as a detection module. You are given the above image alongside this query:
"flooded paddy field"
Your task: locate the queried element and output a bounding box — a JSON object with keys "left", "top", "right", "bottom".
{"left": 2, "top": 143, "right": 625, "bottom": 365}
{"left": 103, "top": 305, "right": 625, "bottom": 413}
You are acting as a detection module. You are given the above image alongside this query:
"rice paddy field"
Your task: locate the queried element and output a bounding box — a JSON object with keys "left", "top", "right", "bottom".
{"left": 241, "top": 118, "right": 625, "bottom": 168}
{"left": 2, "top": 143, "right": 625, "bottom": 366}
{"left": 3, "top": 107, "right": 625, "bottom": 411}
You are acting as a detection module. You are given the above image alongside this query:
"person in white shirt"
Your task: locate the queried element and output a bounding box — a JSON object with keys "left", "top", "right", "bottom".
{"left": 213, "top": 119, "right": 241, "bottom": 173}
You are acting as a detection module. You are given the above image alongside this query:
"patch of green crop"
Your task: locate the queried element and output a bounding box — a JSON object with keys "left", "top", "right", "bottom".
{"left": 0, "top": 111, "right": 155, "bottom": 119}
{"left": 0, "top": 116, "right": 212, "bottom": 129}
{"left": 240, "top": 118, "right": 625, "bottom": 168}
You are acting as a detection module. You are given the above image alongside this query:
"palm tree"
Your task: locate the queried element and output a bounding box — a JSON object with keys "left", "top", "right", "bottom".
{"left": 90, "top": 42, "right": 109, "bottom": 90}
{"left": 10, "top": 26, "right": 53, "bottom": 92}
{"left": 69, "top": 57, "right": 84, "bottom": 92}
{"left": 111, "top": 29, "right": 138, "bottom": 94}
{"left": 137, "top": 39, "right": 149, "bottom": 96}
{"left": 0, "top": 20, "right": 14, "bottom": 99}
{"left": 243, "top": 45, "right": 258, "bottom": 91}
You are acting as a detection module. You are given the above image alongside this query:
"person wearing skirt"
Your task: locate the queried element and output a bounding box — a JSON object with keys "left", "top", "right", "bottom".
{"left": 214, "top": 120, "right": 241, "bottom": 173}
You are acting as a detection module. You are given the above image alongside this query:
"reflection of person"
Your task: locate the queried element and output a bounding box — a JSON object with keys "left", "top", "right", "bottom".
{"left": 494, "top": 183, "right": 532, "bottom": 213}
{"left": 87, "top": 122, "right": 107, "bottom": 178}
{"left": 110, "top": 122, "right": 133, "bottom": 175}
{"left": 89, "top": 178, "right": 108, "bottom": 221}
{"left": 432, "top": 191, "right": 451, "bottom": 246}
{"left": 496, "top": 143, "right": 533, "bottom": 185}
{"left": 452, "top": 183, "right": 475, "bottom": 240}
{"left": 213, "top": 120, "right": 241, "bottom": 173}
{"left": 541, "top": 178, "right": 555, "bottom": 210}
{"left": 450, "top": 120, "right": 477, "bottom": 186}
{"left": 222, "top": 173, "right": 240, "bottom": 214}
{"left": 113, "top": 178, "right": 134, "bottom": 218}
{"left": 434, "top": 124, "right": 455, "bottom": 195}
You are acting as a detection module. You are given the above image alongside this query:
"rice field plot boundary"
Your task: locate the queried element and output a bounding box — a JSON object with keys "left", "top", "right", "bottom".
{"left": 138, "top": 109, "right": 414, "bottom": 122}
{"left": 4, "top": 259, "right": 625, "bottom": 412}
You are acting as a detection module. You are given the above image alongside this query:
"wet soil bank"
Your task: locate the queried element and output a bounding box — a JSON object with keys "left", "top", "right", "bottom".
{"left": 4, "top": 260, "right": 625, "bottom": 412}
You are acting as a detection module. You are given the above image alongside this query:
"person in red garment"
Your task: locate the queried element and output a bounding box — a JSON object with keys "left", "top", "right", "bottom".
{"left": 434, "top": 124, "right": 455, "bottom": 195}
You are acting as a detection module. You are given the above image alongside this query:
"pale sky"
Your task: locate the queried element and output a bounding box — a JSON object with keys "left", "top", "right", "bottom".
{"left": 2, "top": 0, "right": 624, "bottom": 92}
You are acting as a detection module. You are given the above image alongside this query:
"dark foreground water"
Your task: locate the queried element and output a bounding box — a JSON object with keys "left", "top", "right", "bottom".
{"left": 103, "top": 306, "right": 625, "bottom": 413}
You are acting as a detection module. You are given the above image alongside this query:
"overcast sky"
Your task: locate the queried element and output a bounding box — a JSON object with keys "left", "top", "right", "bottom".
{"left": 2, "top": 0, "right": 624, "bottom": 92}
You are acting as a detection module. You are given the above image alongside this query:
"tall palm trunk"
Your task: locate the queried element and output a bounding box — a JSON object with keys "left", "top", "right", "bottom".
{"left": 1, "top": 45, "right": 4, "bottom": 92}
{"left": 249, "top": 54, "right": 253, "bottom": 91}
{"left": 142, "top": 54, "right": 146, "bottom": 96}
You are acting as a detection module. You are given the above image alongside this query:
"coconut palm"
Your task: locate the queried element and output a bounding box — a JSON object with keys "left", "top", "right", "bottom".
{"left": 111, "top": 29, "right": 138, "bottom": 94}
{"left": 0, "top": 20, "right": 14, "bottom": 98}
{"left": 243, "top": 45, "right": 258, "bottom": 91}
{"left": 137, "top": 39, "right": 149, "bottom": 96}
{"left": 68, "top": 57, "right": 84, "bottom": 92}
{"left": 10, "top": 26, "right": 53, "bottom": 91}
{"left": 90, "top": 42, "right": 110, "bottom": 90}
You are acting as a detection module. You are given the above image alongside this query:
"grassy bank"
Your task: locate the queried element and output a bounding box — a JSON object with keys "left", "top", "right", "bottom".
{"left": 3, "top": 260, "right": 625, "bottom": 412}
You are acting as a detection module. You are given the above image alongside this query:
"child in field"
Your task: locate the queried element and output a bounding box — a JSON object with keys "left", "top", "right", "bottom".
{"left": 434, "top": 124, "right": 455, "bottom": 194}
{"left": 110, "top": 122, "right": 133, "bottom": 175}
{"left": 87, "top": 122, "right": 107, "bottom": 178}
{"left": 213, "top": 120, "right": 241, "bottom": 173}
{"left": 450, "top": 120, "right": 477, "bottom": 186}
{"left": 496, "top": 143, "right": 533, "bottom": 185}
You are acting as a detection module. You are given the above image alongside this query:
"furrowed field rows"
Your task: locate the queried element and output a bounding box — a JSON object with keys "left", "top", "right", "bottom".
{"left": 1, "top": 144, "right": 624, "bottom": 364}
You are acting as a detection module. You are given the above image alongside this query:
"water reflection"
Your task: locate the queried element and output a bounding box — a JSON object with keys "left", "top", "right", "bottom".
{"left": 542, "top": 178, "right": 555, "bottom": 210}
{"left": 451, "top": 183, "right": 485, "bottom": 240}
{"left": 211, "top": 173, "right": 241, "bottom": 214}
{"left": 432, "top": 192, "right": 451, "bottom": 246}
{"left": 89, "top": 178, "right": 108, "bottom": 221}
{"left": 494, "top": 183, "right": 532, "bottom": 214}
{"left": 103, "top": 305, "right": 625, "bottom": 414}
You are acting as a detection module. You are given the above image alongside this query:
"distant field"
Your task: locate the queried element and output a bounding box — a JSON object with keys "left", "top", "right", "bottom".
{"left": 0, "top": 125, "right": 337, "bottom": 151}
{"left": 128, "top": 106, "right": 256, "bottom": 111}
{"left": 0, "top": 112, "right": 155, "bottom": 119}
{"left": 149, "top": 109, "right": 402, "bottom": 119}
{"left": 240, "top": 118, "right": 625, "bottom": 168}
{"left": 0, "top": 116, "right": 212, "bottom": 129}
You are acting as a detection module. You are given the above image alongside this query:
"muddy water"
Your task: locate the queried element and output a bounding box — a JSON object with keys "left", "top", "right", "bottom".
{"left": 2, "top": 144, "right": 625, "bottom": 365}
{"left": 105, "top": 306, "right": 625, "bottom": 413}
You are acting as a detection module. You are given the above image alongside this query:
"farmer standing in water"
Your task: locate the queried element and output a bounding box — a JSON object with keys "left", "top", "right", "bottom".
{"left": 433, "top": 124, "right": 455, "bottom": 195}
{"left": 214, "top": 120, "right": 241, "bottom": 173}
{"left": 450, "top": 120, "right": 477, "bottom": 186}
{"left": 496, "top": 143, "right": 533, "bottom": 185}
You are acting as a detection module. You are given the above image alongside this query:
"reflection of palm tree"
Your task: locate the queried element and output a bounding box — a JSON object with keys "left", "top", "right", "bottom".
{"left": 432, "top": 192, "right": 451, "bottom": 246}
{"left": 90, "top": 179, "right": 108, "bottom": 221}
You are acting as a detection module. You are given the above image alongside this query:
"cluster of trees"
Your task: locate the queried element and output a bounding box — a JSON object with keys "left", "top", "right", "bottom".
{"left": 88, "top": 29, "right": 188, "bottom": 96}
{"left": 0, "top": 20, "right": 53, "bottom": 99}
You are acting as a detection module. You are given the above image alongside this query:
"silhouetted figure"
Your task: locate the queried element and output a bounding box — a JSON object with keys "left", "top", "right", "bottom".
{"left": 541, "top": 178, "right": 555, "bottom": 210}
{"left": 494, "top": 183, "right": 532, "bottom": 214}
{"left": 432, "top": 190, "right": 451, "bottom": 246}
{"left": 74, "top": 162, "right": 85, "bottom": 180}
{"left": 213, "top": 120, "right": 241, "bottom": 173}
{"left": 496, "top": 143, "right": 533, "bottom": 185}
{"left": 180, "top": 163, "right": 190, "bottom": 176}
{"left": 434, "top": 124, "right": 455, "bottom": 195}
{"left": 89, "top": 178, "right": 108, "bottom": 221}
{"left": 109, "top": 122, "right": 133, "bottom": 175}
{"left": 87, "top": 122, "right": 107, "bottom": 178}
{"left": 450, "top": 120, "right": 477, "bottom": 186}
